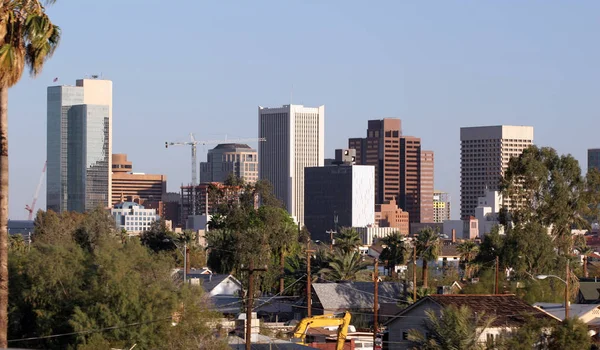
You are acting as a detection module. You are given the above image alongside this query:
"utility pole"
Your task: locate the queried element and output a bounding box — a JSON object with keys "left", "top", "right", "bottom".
{"left": 306, "top": 240, "right": 315, "bottom": 317}
{"left": 242, "top": 261, "right": 267, "bottom": 350}
{"left": 565, "top": 262, "right": 570, "bottom": 319}
{"left": 279, "top": 249, "right": 285, "bottom": 295}
{"left": 413, "top": 245, "right": 417, "bottom": 302}
{"left": 494, "top": 255, "right": 499, "bottom": 294}
{"left": 326, "top": 230, "right": 336, "bottom": 252}
{"left": 183, "top": 241, "right": 187, "bottom": 284}
{"left": 373, "top": 259, "right": 379, "bottom": 347}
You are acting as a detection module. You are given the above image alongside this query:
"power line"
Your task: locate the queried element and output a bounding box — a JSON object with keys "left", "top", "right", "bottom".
{"left": 8, "top": 318, "right": 172, "bottom": 343}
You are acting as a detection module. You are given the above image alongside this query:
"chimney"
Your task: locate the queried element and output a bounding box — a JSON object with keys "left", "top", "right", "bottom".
{"left": 451, "top": 229, "right": 456, "bottom": 243}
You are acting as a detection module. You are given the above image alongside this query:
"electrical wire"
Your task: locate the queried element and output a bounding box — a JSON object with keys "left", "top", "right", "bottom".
{"left": 7, "top": 317, "right": 172, "bottom": 343}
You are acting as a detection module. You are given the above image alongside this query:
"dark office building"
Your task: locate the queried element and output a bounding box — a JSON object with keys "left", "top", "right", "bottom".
{"left": 589, "top": 149, "right": 600, "bottom": 172}
{"left": 304, "top": 150, "right": 374, "bottom": 242}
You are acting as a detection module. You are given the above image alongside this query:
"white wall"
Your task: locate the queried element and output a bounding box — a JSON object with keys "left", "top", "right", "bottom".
{"left": 352, "top": 165, "right": 375, "bottom": 228}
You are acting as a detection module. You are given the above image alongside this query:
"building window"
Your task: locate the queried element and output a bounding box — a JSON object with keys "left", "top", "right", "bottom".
{"left": 402, "top": 332, "right": 408, "bottom": 340}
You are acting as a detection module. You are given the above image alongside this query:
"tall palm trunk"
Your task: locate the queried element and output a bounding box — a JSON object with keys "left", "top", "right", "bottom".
{"left": 422, "top": 259, "right": 428, "bottom": 289}
{"left": 0, "top": 86, "right": 8, "bottom": 348}
{"left": 584, "top": 256, "right": 588, "bottom": 278}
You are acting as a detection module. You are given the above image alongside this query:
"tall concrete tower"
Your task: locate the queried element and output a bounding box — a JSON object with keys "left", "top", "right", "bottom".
{"left": 258, "top": 104, "right": 324, "bottom": 225}
{"left": 460, "top": 125, "right": 533, "bottom": 218}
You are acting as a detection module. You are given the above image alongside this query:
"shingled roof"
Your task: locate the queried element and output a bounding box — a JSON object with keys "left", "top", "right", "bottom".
{"left": 312, "top": 282, "right": 403, "bottom": 311}
{"left": 387, "top": 294, "right": 558, "bottom": 328}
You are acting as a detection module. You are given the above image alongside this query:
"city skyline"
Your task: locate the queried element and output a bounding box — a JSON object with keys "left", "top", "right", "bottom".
{"left": 6, "top": 1, "right": 600, "bottom": 220}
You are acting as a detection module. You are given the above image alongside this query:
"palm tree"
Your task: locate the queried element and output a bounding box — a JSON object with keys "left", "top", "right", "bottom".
{"left": 334, "top": 227, "right": 362, "bottom": 254}
{"left": 0, "top": 2, "right": 60, "bottom": 345}
{"left": 416, "top": 227, "right": 441, "bottom": 289}
{"left": 577, "top": 244, "right": 594, "bottom": 278}
{"left": 379, "top": 232, "right": 408, "bottom": 276}
{"left": 318, "top": 250, "right": 369, "bottom": 282}
{"left": 407, "top": 305, "right": 495, "bottom": 350}
{"left": 456, "top": 240, "right": 480, "bottom": 279}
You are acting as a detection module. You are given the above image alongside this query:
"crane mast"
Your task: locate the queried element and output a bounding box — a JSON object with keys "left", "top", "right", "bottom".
{"left": 165, "top": 134, "right": 266, "bottom": 216}
{"left": 25, "top": 161, "right": 47, "bottom": 221}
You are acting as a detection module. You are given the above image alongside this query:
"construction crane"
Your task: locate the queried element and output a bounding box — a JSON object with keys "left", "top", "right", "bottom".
{"left": 25, "top": 161, "right": 47, "bottom": 221}
{"left": 165, "top": 134, "right": 266, "bottom": 215}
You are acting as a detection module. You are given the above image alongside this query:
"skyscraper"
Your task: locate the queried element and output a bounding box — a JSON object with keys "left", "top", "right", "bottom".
{"left": 258, "top": 104, "right": 324, "bottom": 224}
{"left": 47, "top": 78, "right": 113, "bottom": 212}
{"left": 349, "top": 119, "right": 401, "bottom": 204}
{"left": 433, "top": 190, "right": 451, "bottom": 223}
{"left": 460, "top": 125, "right": 534, "bottom": 218}
{"left": 349, "top": 119, "right": 434, "bottom": 225}
{"left": 420, "top": 150, "right": 434, "bottom": 223}
{"left": 589, "top": 149, "right": 600, "bottom": 172}
{"left": 67, "top": 105, "right": 110, "bottom": 212}
{"left": 200, "top": 143, "right": 258, "bottom": 183}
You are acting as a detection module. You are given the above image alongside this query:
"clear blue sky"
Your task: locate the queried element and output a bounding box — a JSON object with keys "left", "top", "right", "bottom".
{"left": 6, "top": 1, "right": 600, "bottom": 220}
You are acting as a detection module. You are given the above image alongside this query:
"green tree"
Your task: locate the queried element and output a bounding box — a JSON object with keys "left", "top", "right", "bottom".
{"left": 548, "top": 318, "right": 591, "bottom": 350}
{"left": 1, "top": 2, "right": 61, "bottom": 344}
{"left": 379, "top": 232, "right": 408, "bottom": 276}
{"left": 502, "top": 146, "right": 589, "bottom": 252}
{"left": 318, "top": 251, "right": 369, "bottom": 282}
{"left": 496, "top": 315, "right": 553, "bottom": 350}
{"left": 407, "top": 305, "right": 495, "bottom": 350}
{"left": 584, "top": 168, "right": 600, "bottom": 223}
{"left": 334, "top": 227, "right": 362, "bottom": 254}
{"left": 475, "top": 225, "right": 504, "bottom": 265}
{"left": 9, "top": 212, "right": 224, "bottom": 349}
{"left": 502, "top": 222, "right": 556, "bottom": 278}
{"left": 140, "top": 219, "right": 177, "bottom": 253}
{"left": 456, "top": 240, "right": 479, "bottom": 279}
{"left": 416, "top": 227, "right": 441, "bottom": 289}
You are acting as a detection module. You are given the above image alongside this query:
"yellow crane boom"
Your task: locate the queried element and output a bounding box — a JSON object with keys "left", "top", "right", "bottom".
{"left": 292, "top": 311, "right": 351, "bottom": 350}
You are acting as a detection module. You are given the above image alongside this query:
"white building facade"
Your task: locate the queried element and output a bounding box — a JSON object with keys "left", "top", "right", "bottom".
{"left": 475, "top": 190, "right": 504, "bottom": 236}
{"left": 460, "top": 125, "right": 533, "bottom": 218}
{"left": 258, "top": 104, "right": 324, "bottom": 224}
{"left": 111, "top": 201, "right": 159, "bottom": 234}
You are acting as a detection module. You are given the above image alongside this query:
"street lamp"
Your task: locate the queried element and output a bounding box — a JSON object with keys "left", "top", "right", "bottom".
{"left": 536, "top": 263, "right": 570, "bottom": 319}
{"left": 164, "top": 239, "right": 187, "bottom": 284}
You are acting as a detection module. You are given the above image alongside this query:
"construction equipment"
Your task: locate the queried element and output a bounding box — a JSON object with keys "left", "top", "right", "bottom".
{"left": 165, "top": 134, "right": 266, "bottom": 215}
{"left": 25, "top": 161, "right": 47, "bottom": 221}
{"left": 292, "top": 311, "right": 352, "bottom": 350}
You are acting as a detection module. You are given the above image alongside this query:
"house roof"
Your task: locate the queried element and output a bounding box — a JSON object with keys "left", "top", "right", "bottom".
{"left": 386, "top": 294, "right": 558, "bottom": 328}
{"left": 441, "top": 245, "right": 459, "bottom": 257}
{"left": 534, "top": 302, "right": 600, "bottom": 321}
{"left": 186, "top": 273, "right": 241, "bottom": 293}
{"left": 578, "top": 282, "right": 600, "bottom": 302}
{"left": 312, "top": 282, "right": 403, "bottom": 311}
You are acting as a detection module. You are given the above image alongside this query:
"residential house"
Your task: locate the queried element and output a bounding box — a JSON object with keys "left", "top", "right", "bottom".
{"left": 535, "top": 303, "right": 600, "bottom": 336}
{"left": 577, "top": 281, "right": 600, "bottom": 304}
{"left": 186, "top": 273, "right": 242, "bottom": 296}
{"left": 308, "top": 282, "right": 405, "bottom": 324}
{"left": 385, "top": 294, "right": 558, "bottom": 350}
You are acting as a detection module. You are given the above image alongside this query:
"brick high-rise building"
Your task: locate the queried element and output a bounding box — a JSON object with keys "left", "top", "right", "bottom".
{"left": 349, "top": 119, "right": 401, "bottom": 204}
{"left": 111, "top": 154, "right": 166, "bottom": 205}
{"left": 349, "top": 119, "right": 434, "bottom": 224}
{"left": 420, "top": 150, "right": 434, "bottom": 223}
{"left": 460, "top": 125, "right": 534, "bottom": 218}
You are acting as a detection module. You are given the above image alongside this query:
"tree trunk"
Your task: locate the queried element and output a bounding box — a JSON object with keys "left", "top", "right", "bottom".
{"left": 0, "top": 86, "right": 8, "bottom": 348}
{"left": 584, "top": 256, "right": 588, "bottom": 278}
{"left": 422, "top": 259, "right": 428, "bottom": 289}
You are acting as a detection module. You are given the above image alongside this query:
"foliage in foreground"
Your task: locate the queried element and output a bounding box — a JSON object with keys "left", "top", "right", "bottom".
{"left": 8, "top": 209, "right": 226, "bottom": 349}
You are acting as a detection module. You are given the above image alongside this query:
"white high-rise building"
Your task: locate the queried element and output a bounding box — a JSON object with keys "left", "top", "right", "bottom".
{"left": 258, "top": 104, "right": 324, "bottom": 224}
{"left": 47, "top": 78, "right": 113, "bottom": 212}
{"left": 460, "top": 125, "right": 533, "bottom": 218}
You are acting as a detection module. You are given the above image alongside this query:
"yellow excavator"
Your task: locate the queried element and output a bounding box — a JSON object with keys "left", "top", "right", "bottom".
{"left": 291, "top": 311, "right": 352, "bottom": 350}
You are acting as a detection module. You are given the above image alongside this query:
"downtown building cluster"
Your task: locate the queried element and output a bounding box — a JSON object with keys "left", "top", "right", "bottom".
{"left": 44, "top": 78, "right": 547, "bottom": 243}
